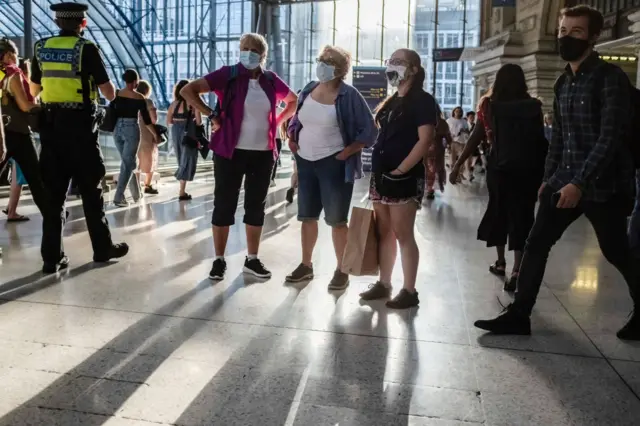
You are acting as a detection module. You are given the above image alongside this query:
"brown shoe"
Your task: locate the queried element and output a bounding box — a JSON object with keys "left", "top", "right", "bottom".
{"left": 360, "top": 281, "right": 392, "bottom": 301}
{"left": 386, "top": 289, "right": 419, "bottom": 309}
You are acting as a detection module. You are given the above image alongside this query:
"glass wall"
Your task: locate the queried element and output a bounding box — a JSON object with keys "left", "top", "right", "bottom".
{"left": 1, "top": 0, "right": 480, "bottom": 172}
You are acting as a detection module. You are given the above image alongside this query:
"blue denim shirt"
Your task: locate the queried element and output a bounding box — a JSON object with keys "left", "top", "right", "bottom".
{"left": 288, "top": 81, "right": 378, "bottom": 183}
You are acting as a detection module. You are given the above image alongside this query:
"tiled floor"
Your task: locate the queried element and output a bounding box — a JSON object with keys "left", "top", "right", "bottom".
{"left": 1, "top": 172, "right": 640, "bottom": 425}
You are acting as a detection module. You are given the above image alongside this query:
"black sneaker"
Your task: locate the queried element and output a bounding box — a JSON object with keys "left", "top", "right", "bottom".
{"left": 426, "top": 191, "right": 435, "bottom": 200}
{"left": 474, "top": 304, "right": 531, "bottom": 335}
{"left": 94, "top": 243, "right": 129, "bottom": 262}
{"left": 360, "top": 281, "right": 392, "bottom": 301}
{"left": 286, "top": 187, "right": 295, "bottom": 205}
{"left": 179, "top": 193, "right": 192, "bottom": 201}
{"left": 144, "top": 186, "right": 159, "bottom": 195}
{"left": 209, "top": 258, "right": 227, "bottom": 281}
{"left": 617, "top": 311, "right": 640, "bottom": 340}
{"left": 286, "top": 263, "right": 314, "bottom": 282}
{"left": 386, "top": 289, "right": 420, "bottom": 309}
{"left": 328, "top": 270, "right": 349, "bottom": 291}
{"left": 244, "top": 257, "right": 272, "bottom": 279}
{"left": 43, "top": 256, "right": 70, "bottom": 274}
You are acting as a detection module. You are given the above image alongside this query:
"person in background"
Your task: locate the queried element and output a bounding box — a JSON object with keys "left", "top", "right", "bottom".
{"left": 450, "top": 63, "right": 547, "bottom": 292}
{"left": 180, "top": 32, "right": 298, "bottom": 281}
{"left": 544, "top": 112, "right": 553, "bottom": 142}
{"left": 136, "top": 80, "right": 159, "bottom": 195}
{"left": 466, "top": 111, "right": 482, "bottom": 177}
{"left": 112, "top": 69, "right": 158, "bottom": 207}
{"left": 359, "top": 48, "right": 436, "bottom": 309}
{"left": 166, "top": 79, "right": 200, "bottom": 201}
{"left": 0, "top": 39, "right": 47, "bottom": 217}
{"left": 447, "top": 106, "right": 469, "bottom": 181}
{"left": 2, "top": 160, "right": 28, "bottom": 222}
{"left": 475, "top": 5, "right": 640, "bottom": 339}
{"left": 285, "top": 45, "right": 377, "bottom": 290}
{"left": 425, "top": 104, "right": 451, "bottom": 200}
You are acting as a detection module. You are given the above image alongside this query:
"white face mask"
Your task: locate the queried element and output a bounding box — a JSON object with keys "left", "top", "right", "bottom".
{"left": 316, "top": 62, "right": 336, "bottom": 83}
{"left": 239, "top": 51, "right": 261, "bottom": 70}
{"left": 385, "top": 65, "right": 407, "bottom": 87}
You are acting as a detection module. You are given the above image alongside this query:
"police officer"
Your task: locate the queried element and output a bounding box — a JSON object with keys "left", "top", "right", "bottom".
{"left": 32, "top": 2, "right": 128, "bottom": 273}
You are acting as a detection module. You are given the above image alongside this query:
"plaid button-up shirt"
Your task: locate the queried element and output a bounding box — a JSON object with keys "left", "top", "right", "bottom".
{"left": 546, "top": 52, "right": 634, "bottom": 202}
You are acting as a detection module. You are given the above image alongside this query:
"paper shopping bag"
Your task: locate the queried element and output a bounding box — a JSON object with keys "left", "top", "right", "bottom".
{"left": 341, "top": 206, "right": 379, "bottom": 276}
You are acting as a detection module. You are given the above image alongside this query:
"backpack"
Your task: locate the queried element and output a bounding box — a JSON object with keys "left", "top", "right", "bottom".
{"left": 214, "top": 65, "right": 276, "bottom": 118}
{"left": 554, "top": 63, "right": 640, "bottom": 168}
{"left": 487, "top": 98, "right": 548, "bottom": 172}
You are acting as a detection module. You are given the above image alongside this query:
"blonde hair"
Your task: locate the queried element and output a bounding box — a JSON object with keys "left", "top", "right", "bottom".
{"left": 137, "top": 80, "right": 152, "bottom": 98}
{"left": 240, "top": 33, "right": 269, "bottom": 64}
{"left": 319, "top": 45, "right": 351, "bottom": 80}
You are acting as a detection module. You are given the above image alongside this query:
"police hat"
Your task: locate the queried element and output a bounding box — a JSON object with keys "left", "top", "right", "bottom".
{"left": 50, "top": 2, "right": 88, "bottom": 19}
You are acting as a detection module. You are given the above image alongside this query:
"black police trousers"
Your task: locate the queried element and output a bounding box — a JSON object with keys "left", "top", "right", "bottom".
{"left": 0, "top": 130, "right": 48, "bottom": 215}
{"left": 39, "top": 109, "right": 113, "bottom": 263}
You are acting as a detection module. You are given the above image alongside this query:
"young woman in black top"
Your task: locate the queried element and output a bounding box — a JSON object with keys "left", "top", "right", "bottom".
{"left": 359, "top": 48, "right": 437, "bottom": 309}
{"left": 112, "top": 69, "right": 158, "bottom": 207}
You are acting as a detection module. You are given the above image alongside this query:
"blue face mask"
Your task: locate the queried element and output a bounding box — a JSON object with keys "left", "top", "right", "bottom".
{"left": 239, "top": 51, "right": 261, "bottom": 70}
{"left": 316, "top": 62, "right": 336, "bottom": 83}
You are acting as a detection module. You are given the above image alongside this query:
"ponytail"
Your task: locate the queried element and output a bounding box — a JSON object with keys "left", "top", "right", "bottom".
{"left": 410, "top": 66, "right": 426, "bottom": 93}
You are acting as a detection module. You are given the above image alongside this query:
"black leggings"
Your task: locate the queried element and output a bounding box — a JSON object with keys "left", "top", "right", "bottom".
{"left": 0, "top": 130, "right": 48, "bottom": 215}
{"left": 212, "top": 149, "right": 275, "bottom": 227}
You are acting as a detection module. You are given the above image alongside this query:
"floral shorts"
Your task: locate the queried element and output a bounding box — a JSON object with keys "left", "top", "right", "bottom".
{"left": 369, "top": 174, "right": 425, "bottom": 208}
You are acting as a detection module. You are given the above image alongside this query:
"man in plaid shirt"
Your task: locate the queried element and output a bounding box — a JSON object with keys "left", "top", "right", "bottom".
{"left": 474, "top": 5, "right": 640, "bottom": 340}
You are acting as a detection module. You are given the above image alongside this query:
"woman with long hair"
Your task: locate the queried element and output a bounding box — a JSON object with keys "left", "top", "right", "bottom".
{"left": 449, "top": 63, "right": 547, "bottom": 291}
{"left": 425, "top": 104, "right": 451, "bottom": 200}
{"left": 112, "top": 69, "right": 158, "bottom": 207}
{"left": 166, "top": 79, "right": 200, "bottom": 200}
{"left": 359, "top": 48, "right": 437, "bottom": 309}
{"left": 136, "top": 80, "right": 159, "bottom": 195}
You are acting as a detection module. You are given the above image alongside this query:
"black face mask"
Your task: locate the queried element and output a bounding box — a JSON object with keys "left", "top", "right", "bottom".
{"left": 558, "top": 35, "right": 590, "bottom": 62}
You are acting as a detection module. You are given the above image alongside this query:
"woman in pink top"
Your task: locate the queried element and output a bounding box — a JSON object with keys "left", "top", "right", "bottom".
{"left": 180, "top": 33, "right": 298, "bottom": 281}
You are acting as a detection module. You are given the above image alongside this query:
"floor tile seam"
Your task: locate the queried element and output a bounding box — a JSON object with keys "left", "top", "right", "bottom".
{"left": 544, "top": 280, "right": 640, "bottom": 402}
{"left": 452, "top": 251, "right": 497, "bottom": 426}
{"left": 28, "top": 405, "right": 175, "bottom": 425}
{"left": 0, "top": 298, "right": 480, "bottom": 347}
{"left": 299, "top": 401, "right": 486, "bottom": 424}
{"left": 471, "top": 343, "right": 604, "bottom": 360}
{"left": 4, "top": 298, "right": 621, "bottom": 361}
{"left": 301, "top": 402, "right": 488, "bottom": 424}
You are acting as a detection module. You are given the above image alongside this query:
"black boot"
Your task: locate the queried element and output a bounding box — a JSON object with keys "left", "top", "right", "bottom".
{"left": 617, "top": 311, "right": 640, "bottom": 340}
{"left": 474, "top": 304, "right": 531, "bottom": 335}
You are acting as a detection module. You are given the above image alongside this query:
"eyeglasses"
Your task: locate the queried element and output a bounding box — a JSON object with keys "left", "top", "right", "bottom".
{"left": 316, "top": 57, "right": 338, "bottom": 66}
{"left": 384, "top": 58, "right": 409, "bottom": 66}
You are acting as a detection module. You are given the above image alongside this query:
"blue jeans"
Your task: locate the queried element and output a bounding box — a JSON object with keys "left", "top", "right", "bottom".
{"left": 296, "top": 153, "right": 354, "bottom": 227}
{"left": 629, "top": 170, "right": 640, "bottom": 250}
{"left": 113, "top": 118, "right": 141, "bottom": 202}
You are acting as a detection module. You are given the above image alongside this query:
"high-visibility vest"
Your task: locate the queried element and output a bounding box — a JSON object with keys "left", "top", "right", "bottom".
{"left": 34, "top": 35, "right": 98, "bottom": 107}
{"left": 0, "top": 68, "right": 5, "bottom": 99}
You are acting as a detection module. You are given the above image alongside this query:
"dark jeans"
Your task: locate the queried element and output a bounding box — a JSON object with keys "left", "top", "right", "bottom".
{"left": 513, "top": 186, "right": 640, "bottom": 315}
{"left": 39, "top": 109, "right": 113, "bottom": 263}
{"left": 0, "top": 130, "right": 47, "bottom": 215}
{"left": 212, "top": 149, "right": 274, "bottom": 227}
